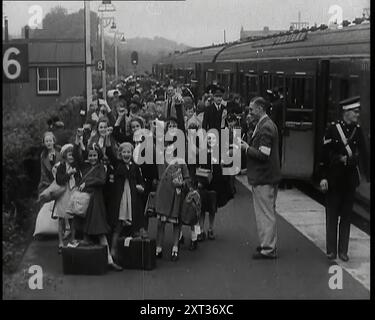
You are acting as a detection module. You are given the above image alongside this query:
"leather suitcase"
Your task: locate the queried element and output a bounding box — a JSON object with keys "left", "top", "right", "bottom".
{"left": 62, "top": 245, "right": 107, "bottom": 275}
{"left": 117, "top": 237, "right": 156, "bottom": 270}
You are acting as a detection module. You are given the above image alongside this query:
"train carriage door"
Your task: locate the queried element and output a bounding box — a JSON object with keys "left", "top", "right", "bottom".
{"left": 205, "top": 69, "right": 215, "bottom": 87}
{"left": 282, "top": 75, "right": 315, "bottom": 179}
{"left": 245, "top": 74, "right": 259, "bottom": 105}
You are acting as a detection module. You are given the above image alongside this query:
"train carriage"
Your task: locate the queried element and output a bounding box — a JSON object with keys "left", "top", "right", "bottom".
{"left": 153, "top": 23, "right": 370, "bottom": 205}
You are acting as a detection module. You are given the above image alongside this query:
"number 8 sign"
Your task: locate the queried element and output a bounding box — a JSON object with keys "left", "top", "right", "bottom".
{"left": 2, "top": 43, "right": 29, "bottom": 83}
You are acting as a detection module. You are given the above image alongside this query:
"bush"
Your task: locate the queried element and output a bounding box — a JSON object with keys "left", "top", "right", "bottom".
{"left": 2, "top": 96, "right": 86, "bottom": 212}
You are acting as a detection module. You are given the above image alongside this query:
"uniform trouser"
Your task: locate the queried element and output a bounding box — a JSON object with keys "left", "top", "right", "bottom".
{"left": 326, "top": 187, "right": 355, "bottom": 256}
{"left": 251, "top": 184, "right": 278, "bottom": 256}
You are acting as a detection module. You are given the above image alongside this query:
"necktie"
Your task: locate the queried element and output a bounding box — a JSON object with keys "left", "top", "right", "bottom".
{"left": 167, "top": 99, "right": 172, "bottom": 118}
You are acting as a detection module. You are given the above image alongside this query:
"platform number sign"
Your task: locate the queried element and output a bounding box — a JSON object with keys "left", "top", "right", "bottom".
{"left": 96, "top": 60, "right": 105, "bottom": 71}
{"left": 3, "top": 43, "right": 29, "bottom": 83}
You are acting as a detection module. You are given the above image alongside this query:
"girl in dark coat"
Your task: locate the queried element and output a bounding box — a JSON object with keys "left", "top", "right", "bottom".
{"left": 106, "top": 142, "right": 145, "bottom": 258}
{"left": 196, "top": 132, "right": 233, "bottom": 241}
{"left": 155, "top": 142, "right": 191, "bottom": 262}
{"left": 132, "top": 128, "right": 159, "bottom": 231}
{"left": 73, "top": 139, "right": 122, "bottom": 271}
{"left": 38, "top": 132, "right": 62, "bottom": 195}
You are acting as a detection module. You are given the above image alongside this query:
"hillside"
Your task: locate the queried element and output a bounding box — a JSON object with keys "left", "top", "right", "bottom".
{"left": 103, "top": 35, "right": 190, "bottom": 74}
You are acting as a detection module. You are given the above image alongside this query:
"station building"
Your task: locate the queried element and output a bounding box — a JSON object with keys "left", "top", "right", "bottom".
{"left": 3, "top": 36, "right": 85, "bottom": 112}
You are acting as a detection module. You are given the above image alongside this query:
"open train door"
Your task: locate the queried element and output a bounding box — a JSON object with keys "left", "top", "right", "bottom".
{"left": 281, "top": 75, "right": 316, "bottom": 179}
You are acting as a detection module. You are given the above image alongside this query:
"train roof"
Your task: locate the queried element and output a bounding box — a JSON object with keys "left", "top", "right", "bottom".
{"left": 216, "top": 23, "right": 370, "bottom": 62}
{"left": 157, "top": 44, "right": 226, "bottom": 66}
{"left": 157, "top": 23, "right": 370, "bottom": 67}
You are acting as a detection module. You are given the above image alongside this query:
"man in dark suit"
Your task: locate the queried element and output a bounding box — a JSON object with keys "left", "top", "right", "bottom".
{"left": 202, "top": 86, "right": 227, "bottom": 132}
{"left": 241, "top": 96, "right": 281, "bottom": 259}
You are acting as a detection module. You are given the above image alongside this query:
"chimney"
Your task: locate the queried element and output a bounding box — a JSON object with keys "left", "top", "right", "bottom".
{"left": 24, "top": 25, "right": 30, "bottom": 39}
{"left": 4, "top": 16, "right": 9, "bottom": 42}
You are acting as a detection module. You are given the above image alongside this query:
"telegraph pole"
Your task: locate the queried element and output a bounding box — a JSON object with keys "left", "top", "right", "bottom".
{"left": 84, "top": 1, "right": 92, "bottom": 110}
{"left": 114, "top": 32, "right": 118, "bottom": 80}
{"left": 100, "top": 11, "right": 106, "bottom": 100}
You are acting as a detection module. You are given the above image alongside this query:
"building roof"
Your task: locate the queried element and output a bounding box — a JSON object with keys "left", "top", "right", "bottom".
{"left": 240, "top": 26, "right": 285, "bottom": 40}
{"left": 7, "top": 38, "right": 85, "bottom": 66}
{"left": 28, "top": 39, "right": 85, "bottom": 66}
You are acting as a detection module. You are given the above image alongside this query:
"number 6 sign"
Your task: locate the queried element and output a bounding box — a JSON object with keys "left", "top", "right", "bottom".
{"left": 2, "top": 43, "right": 29, "bottom": 83}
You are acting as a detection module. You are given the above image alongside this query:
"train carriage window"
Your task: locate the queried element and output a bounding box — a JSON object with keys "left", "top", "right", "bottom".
{"left": 261, "top": 74, "right": 272, "bottom": 96}
{"left": 239, "top": 73, "right": 245, "bottom": 97}
{"left": 271, "top": 74, "right": 285, "bottom": 92}
{"left": 205, "top": 71, "right": 214, "bottom": 87}
{"left": 285, "top": 77, "right": 314, "bottom": 123}
{"left": 229, "top": 73, "right": 234, "bottom": 92}
{"left": 245, "top": 75, "right": 259, "bottom": 104}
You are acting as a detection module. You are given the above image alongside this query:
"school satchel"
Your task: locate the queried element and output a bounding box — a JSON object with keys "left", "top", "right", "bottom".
{"left": 196, "top": 167, "right": 213, "bottom": 184}
{"left": 66, "top": 190, "right": 91, "bottom": 218}
{"left": 38, "top": 180, "right": 66, "bottom": 203}
{"left": 181, "top": 190, "right": 201, "bottom": 226}
{"left": 62, "top": 244, "right": 107, "bottom": 275}
{"left": 116, "top": 237, "right": 156, "bottom": 270}
{"left": 144, "top": 191, "right": 156, "bottom": 217}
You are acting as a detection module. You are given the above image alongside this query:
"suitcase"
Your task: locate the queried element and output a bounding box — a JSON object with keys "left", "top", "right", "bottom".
{"left": 117, "top": 237, "right": 156, "bottom": 270}
{"left": 62, "top": 245, "right": 107, "bottom": 275}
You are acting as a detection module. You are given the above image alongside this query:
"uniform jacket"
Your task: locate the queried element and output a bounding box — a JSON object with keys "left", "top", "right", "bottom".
{"left": 246, "top": 115, "right": 281, "bottom": 186}
{"left": 318, "top": 120, "right": 369, "bottom": 190}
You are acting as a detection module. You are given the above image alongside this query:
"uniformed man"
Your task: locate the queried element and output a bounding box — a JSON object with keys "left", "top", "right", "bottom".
{"left": 319, "top": 96, "right": 369, "bottom": 262}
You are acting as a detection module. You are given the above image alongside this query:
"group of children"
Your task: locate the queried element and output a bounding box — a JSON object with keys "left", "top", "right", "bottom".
{"left": 38, "top": 85, "right": 237, "bottom": 270}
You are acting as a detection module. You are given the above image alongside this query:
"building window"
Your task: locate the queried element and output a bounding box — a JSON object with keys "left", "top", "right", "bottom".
{"left": 37, "top": 67, "right": 59, "bottom": 95}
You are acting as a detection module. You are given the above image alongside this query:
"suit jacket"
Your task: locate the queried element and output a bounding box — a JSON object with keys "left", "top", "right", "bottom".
{"left": 202, "top": 102, "right": 225, "bottom": 131}
{"left": 246, "top": 115, "right": 281, "bottom": 186}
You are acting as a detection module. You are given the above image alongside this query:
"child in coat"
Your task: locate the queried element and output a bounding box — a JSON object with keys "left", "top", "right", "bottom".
{"left": 54, "top": 144, "right": 80, "bottom": 253}
{"left": 74, "top": 139, "right": 122, "bottom": 271}
{"left": 106, "top": 142, "right": 145, "bottom": 259}
{"left": 155, "top": 142, "right": 191, "bottom": 262}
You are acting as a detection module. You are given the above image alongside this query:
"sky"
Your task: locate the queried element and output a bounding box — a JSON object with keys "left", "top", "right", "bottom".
{"left": 3, "top": 0, "right": 370, "bottom": 47}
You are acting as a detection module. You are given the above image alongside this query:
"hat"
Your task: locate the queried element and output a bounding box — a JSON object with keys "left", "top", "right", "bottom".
{"left": 119, "top": 142, "right": 134, "bottom": 153}
{"left": 340, "top": 96, "right": 360, "bottom": 111}
{"left": 60, "top": 143, "right": 74, "bottom": 156}
{"left": 213, "top": 86, "right": 225, "bottom": 96}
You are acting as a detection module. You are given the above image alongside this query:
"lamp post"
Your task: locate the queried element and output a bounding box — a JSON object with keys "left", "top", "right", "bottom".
{"left": 98, "top": 1, "right": 116, "bottom": 100}
{"left": 110, "top": 22, "right": 126, "bottom": 81}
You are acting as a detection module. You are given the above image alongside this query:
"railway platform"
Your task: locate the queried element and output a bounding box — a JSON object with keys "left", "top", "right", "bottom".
{"left": 8, "top": 179, "right": 370, "bottom": 300}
